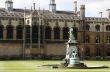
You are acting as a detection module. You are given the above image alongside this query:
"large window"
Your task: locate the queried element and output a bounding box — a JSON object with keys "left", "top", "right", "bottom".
{"left": 95, "top": 25, "right": 100, "bottom": 31}
{"left": 96, "top": 47, "right": 101, "bottom": 56}
{"left": 6, "top": 25, "right": 13, "bottom": 39}
{"left": 85, "top": 35, "right": 90, "bottom": 43}
{"left": 107, "top": 48, "right": 110, "bottom": 56}
{"left": 32, "top": 25, "right": 38, "bottom": 43}
{"left": 40, "top": 25, "right": 44, "bottom": 43}
{"left": 106, "top": 25, "right": 110, "bottom": 31}
{"left": 63, "top": 27, "right": 69, "bottom": 39}
{"left": 82, "top": 24, "right": 90, "bottom": 31}
{"left": 45, "top": 26, "right": 51, "bottom": 39}
{"left": 25, "top": 25, "right": 30, "bottom": 43}
{"left": 32, "top": 25, "right": 44, "bottom": 43}
{"left": 0, "top": 19, "right": 1, "bottom": 25}
{"left": 54, "top": 27, "right": 60, "bottom": 39}
{"left": 85, "top": 47, "right": 90, "bottom": 56}
{"left": 95, "top": 36, "right": 100, "bottom": 43}
{"left": 0, "top": 25, "right": 3, "bottom": 39}
{"left": 16, "top": 25, "right": 23, "bottom": 39}
{"left": 72, "top": 27, "right": 78, "bottom": 40}
{"left": 107, "top": 36, "right": 110, "bottom": 44}
{"left": 85, "top": 24, "right": 90, "bottom": 31}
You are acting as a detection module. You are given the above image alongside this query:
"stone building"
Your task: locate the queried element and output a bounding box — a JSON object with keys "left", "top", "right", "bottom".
{"left": 0, "top": 0, "right": 110, "bottom": 59}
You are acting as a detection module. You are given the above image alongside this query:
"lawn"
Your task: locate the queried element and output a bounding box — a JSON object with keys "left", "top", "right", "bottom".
{"left": 0, "top": 60, "right": 110, "bottom": 72}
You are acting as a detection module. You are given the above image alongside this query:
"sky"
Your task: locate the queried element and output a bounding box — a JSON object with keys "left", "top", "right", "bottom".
{"left": 0, "top": 0, "right": 110, "bottom": 17}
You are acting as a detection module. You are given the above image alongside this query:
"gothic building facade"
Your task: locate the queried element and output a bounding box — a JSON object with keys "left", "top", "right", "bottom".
{"left": 0, "top": 0, "right": 110, "bottom": 59}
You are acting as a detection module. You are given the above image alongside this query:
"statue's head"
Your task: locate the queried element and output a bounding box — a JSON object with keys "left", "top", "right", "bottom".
{"left": 70, "top": 28, "right": 73, "bottom": 32}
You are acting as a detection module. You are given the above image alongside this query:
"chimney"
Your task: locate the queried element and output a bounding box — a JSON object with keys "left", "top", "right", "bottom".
{"left": 50, "top": 0, "right": 55, "bottom": 4}
{"left": 33, "top": 3, "right": 35, "bottom": 11}
{"left": 99, "top": 12, "right": 103, "bottom": 18}
{"left": 74, "top": 1, "right": 77, "bottom": 14}
{"left": 49, "top": 0, "right": 56, "bottom": 13}
{"left": 80, "top": 5, "right": 85, "bottom": 20}
{"left": 5, "top": 0, "right": 13, "bottom": 11}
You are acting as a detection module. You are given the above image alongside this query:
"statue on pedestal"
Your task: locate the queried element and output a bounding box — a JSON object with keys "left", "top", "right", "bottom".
{"left": 64, "top": 27, "right": 80, "bottom": 66}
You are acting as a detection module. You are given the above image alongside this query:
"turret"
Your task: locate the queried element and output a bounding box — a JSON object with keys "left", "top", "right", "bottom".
{"left": 30, "top": 3, "right": 38, "bottom": 17}
{"left": 80, "top": 5, "right": 85, "bottom": 20}
{"left": 49, "top": 0, "right": 56, "bottom": 13}
{"left": 5, "top": 0, "right": 13, "bottom": 11}
{"left": 106, "top": 9, "right": 110, "bottom": 18}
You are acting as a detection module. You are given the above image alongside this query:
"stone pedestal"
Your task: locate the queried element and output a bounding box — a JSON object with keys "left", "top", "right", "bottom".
{"left": 66, "top": 42, "right": 84, "bottom": 68}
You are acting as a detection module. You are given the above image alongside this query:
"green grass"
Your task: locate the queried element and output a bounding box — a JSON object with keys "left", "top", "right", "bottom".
{"left": 0, "top": 60, "right": 109, "bottom": 72}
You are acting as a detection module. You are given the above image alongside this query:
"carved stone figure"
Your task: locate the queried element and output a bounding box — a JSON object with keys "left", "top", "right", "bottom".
{"left": 68, "top": 28, "right": 76, "bottom": 43}
{"left": 65, "top": 27, "right": 79, "bottom": 65}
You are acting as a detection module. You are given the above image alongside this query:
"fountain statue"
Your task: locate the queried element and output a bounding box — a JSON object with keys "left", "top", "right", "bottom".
{"left": 65, "top": 28, "right": 79, "bottom": 64}
{"left": 63, "top": 27, "right": 86, "bottom": 68}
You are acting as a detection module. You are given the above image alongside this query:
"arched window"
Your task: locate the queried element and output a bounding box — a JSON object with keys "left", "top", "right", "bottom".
{"left": 95, "top": 25, "right": 100, "bottom": 31}
{"left": 85, "top": 47, "right": 90, "bottom": 56}
{"left": 96, "top": 36, "right": 100, "bottom": 43}
{"left": 40, "top": 25, "right": 44, "bottom": 43}
{"left": 54, "top": 27, "right": 60, "bottom": 39}
{"left": 82, "top": 25, "right": 85, "bottom": 30}
{"left": 16, "top": 25, "right": 23, "bottom": 39}
{"left": 85, "top": 24, "right": 90, "bottom": 31}
{"left": 0, "top": 25, "right": 3, "bottom": 39}
{"left": 32, "top": 25, "right": 38, "bottom": 43}
{"left": 96, "top": 47, "right": 101, "bottom": 56}
{"left": 27, "top": 20, "right": 29, "bottom": 24}
{"left": 72, "top": 27, "right": 78, "bottom": 40}
{"left": 34, "top": 22, "right": 36, "bottom": 25}
{"left": 106, "top": 25, "right": 110, "bottom": 31}
{"left": 63, "top": 27, "right": 69, "bottom": 39}
{"left": 0, "top": 19, "right": 1, "bottom": 25}
{"left": 85, "top": 35, "right": 90, "bottom": 43}
{"left": 45, "top": 26, "right": 51, "bottom": 39}
{"left": 107, "top": 36, "right": 110, "bottom": 44}
{"left": 6, "top": 25, "right": 13, "bottom": 39}
{"left": 25, "top": 25, "right": 30, "bottom": 43}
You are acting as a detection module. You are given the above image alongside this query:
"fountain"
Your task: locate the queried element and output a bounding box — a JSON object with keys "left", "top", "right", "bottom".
{"left": 43, "top": 27, "right": 108, "bottom": 69}
{"left": 60, "top": 27, "right": 87, "bottom": 68}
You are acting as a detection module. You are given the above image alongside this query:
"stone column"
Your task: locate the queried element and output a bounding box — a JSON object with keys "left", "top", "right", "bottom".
{"left": 51, "top": 28, "right": 54, "bottom": 40}
{"left": 3, "top": 27, "right": 7, "bottom": 40}
{"left": 60, "top": 28, "right": 63, "bottom": 40}
{"left": 13, "top": 28, "right": 16, "bottom": 40}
